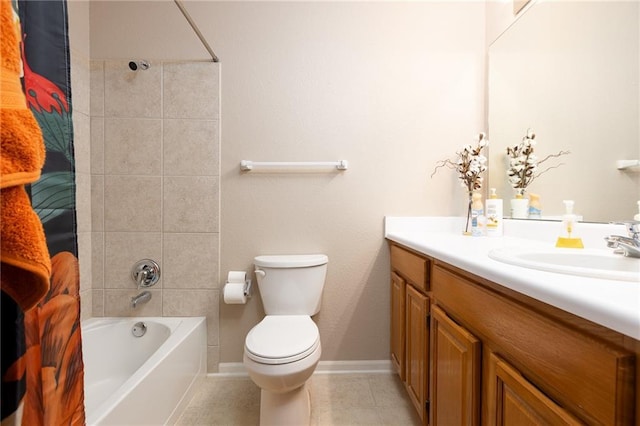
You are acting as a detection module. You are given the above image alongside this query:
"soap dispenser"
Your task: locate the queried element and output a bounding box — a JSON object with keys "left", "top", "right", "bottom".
{"left": 486, "top": 188, "right": 503, "bottom": 237}
{"left": 555, "top": 200, "right": 584, "bottom": 248}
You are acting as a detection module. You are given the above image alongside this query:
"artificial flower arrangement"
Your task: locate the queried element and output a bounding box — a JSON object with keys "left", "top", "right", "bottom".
{"left": 431, "top": 132, "right": 488, "bottom": 234}
{"left": 506, "top": 128, "right": 570, "bottom": 197}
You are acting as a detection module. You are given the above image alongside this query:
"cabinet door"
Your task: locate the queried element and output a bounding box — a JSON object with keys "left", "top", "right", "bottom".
{"left": 431, "top": 305, "right": 481, "bottom": 426}
{"left": 406, "top": 284, "right": 429, "bottom": 423}
{"left": 391, "top": 271, "right": 406, "bottom": 379}
{"left": 486, "top": 352, "right": 582, "bottom": 425}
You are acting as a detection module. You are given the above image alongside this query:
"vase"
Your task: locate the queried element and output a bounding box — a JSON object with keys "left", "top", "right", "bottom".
{"left": 510, "top": 197, "right": 529, "bottom": 219}
{"left": 463, "top": 192, "right": 473, "bottom": 235}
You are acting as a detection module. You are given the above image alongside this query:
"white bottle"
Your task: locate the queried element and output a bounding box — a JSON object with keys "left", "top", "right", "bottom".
{"left": 486, "top": 188, "right": 503, "bottom": 237}
{"left": 635, "top": 200, "right": 640, "bottom": 221}
{"left": 471, "top": 192, "right": 485, "bottom": 237}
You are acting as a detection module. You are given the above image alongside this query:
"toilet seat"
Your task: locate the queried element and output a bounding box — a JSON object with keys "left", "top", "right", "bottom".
{"left": 245, "top": 315, "right": 320, "bottom": 365}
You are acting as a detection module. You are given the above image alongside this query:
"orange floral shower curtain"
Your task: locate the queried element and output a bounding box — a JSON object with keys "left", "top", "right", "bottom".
{"left": 1, "top": 0, "right": 85, "bottom": 424}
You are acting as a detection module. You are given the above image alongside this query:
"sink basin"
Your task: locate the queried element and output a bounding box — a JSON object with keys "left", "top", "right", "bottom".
{"left": 488, "top": 247, "right": 640, "bottom": 282}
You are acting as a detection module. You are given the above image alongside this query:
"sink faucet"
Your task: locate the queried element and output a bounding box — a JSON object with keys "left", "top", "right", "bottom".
{"left": 131, "top": 291, "right": 152, "bottom": 308}
{"left": 605, "top": 221, "right": 640, "bottom": 258}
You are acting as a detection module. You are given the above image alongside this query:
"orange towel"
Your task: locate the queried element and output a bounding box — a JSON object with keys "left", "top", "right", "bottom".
{"left": 1, "top": 0, "right": 51, "bottom": 310}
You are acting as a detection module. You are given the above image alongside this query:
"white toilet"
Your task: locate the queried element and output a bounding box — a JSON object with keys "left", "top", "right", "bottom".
{"left": 243, "top": 254, "right": 328, "bottom": 426}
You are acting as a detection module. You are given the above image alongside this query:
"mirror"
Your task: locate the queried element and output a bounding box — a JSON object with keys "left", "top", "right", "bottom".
{"left": 488, "top": 1, "right": 639, "bottom": 223}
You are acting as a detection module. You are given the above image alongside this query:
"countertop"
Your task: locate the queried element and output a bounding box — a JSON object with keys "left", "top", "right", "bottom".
{"left": 384, "top": 217, "right": 640, "bottom": 341}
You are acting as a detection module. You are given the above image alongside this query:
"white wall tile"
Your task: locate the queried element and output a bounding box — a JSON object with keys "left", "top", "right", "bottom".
{"left": 163, "top": 176, "right": 218, "bottom": 232}
{"left": 104, "top": 61, "right": 162, "bottom": 118}
{"left": 104, "top": 118, "right": 162, "bottom": 175}
{"left": 90, "top": 117, "right": 105, "bottom": 174}
{"left": 70, "top": 50, "right": 90, "bottom": 115}
{"left": 73, "top": 112, "right": 91, "bottom": 174}
{"left": 163, "top": 289, "right": 218, "bottom": 346}
{"left": 163, "top": 119, "right": 218, "bottom": 176}
{"left": 104, "top": 232, "right": 162, "bottom": 289}
{"left": 90, "top": 61, "right": 105, "bottom": 117}
{"left": 163, "top": 62, "right": 219, "bottom": 119}
{"left": 162, "top": 233, "right": 219, "bottom": 289}
{"left": 104, "top": 289, "right": 162, "bottom": 316}
{"left": 91, "top": 231, "right": 104, "bottom": 289}
{"left": 104, "top": 175, "right": 162, "bottom": 231}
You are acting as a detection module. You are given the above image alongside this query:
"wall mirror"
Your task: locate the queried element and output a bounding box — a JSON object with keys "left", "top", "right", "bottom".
{"left": 488, "top": 1, "right": 639, "bottom": 223}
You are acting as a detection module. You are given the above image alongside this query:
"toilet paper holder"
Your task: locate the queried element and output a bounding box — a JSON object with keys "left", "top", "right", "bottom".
{"left": 242, "top": 279, "right": 252, "bottom": 298}
{"left": 224, "top": 271, "right": 253, "bottom": 304}
{"left": 226, "top": 277, "right": 252, "bottom": 298}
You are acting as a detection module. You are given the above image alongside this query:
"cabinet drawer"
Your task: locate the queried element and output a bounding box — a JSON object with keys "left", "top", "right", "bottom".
{"left": 432, "top": 265, "right": 635, "bottom": 425}
{"left": 390, "top": 244, "right": 429, "bottom": 292}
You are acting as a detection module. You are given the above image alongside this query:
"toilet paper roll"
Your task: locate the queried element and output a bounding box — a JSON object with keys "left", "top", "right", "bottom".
{"left": 227, "top": 271, "right": 247, "bottom": 283}
{"left": 223, "top": 283, "right": 247, "bottom": 304}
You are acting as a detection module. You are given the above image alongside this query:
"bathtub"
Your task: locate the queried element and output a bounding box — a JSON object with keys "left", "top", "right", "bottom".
{"left": 82, "top": 317, "right": 206, "bottom": 425}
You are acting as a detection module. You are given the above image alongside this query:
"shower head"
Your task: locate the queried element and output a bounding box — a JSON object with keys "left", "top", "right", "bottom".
{"left": 128, "top": 60, "right": 150, "bottom": 71}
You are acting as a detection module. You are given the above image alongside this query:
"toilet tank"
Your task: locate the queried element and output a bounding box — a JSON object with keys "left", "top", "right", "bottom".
{"left": 254, "top": 254, "right": 328, "bottom": 315}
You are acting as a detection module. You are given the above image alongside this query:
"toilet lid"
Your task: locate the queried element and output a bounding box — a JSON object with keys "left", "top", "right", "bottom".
{"left": 245, "top": 315, "right": 320, "bottom": 365}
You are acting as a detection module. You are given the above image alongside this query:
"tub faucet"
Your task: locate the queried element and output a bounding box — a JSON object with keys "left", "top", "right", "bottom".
{"left": 131, "top": 291, "right": 152, "bottom": 308}
{"left": 605, "top": 221, "right": 640, "bottom": 258}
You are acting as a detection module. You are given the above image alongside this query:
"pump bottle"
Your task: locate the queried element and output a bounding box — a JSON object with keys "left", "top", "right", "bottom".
{"left": 485, "top": 188, "right": 503, "bottom": 237}
{"left": 555, "top": 200, "right": 584, "bottom": 248}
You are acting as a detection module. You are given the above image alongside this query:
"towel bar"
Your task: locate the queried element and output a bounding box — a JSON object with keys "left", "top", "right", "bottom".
{"left": 240, "top": 160, "right": 348, "bottom": 172}
{"left": 617, "top": 160, "right": 640, "bottom": 170}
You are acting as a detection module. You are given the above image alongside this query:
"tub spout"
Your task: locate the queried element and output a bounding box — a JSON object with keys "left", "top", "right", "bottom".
{"left": 131, "top": 291, "right": 152, "bottom": 308}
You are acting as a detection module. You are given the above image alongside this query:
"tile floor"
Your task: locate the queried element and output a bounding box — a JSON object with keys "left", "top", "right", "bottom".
{"left": 175, "top": 373, "right": 422, "bottom": 426}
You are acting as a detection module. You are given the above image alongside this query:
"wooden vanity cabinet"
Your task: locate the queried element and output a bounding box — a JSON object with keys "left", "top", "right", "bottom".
{"left": 430, "top": 305, "right": 481, "bottom": 426}
{"left": 390, "top": 271, "right": 406, "bottom": 380}
{"left": 486, "top": 352, "right": 582, "bottom": 425}
{"left": 405, "top": 284, "right": 429, "bottom": 419}
{"left": 432, "top": 262, "right": 636, "bottom": 426}
{"left": 388, "top": 240, "right": 639, "bottom": 426}
{"left": 390, "top": 243, "right": 430, "bottom": 425}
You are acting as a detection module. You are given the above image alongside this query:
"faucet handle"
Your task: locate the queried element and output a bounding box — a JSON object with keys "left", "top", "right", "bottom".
{"left": 131, "top": 259, "right": 161, "bottom": 288}
{"left": 610, "top": 220, "right": 640, "bottom": 238}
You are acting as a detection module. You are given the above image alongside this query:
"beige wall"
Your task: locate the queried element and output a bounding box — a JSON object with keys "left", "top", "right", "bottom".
{"left": 182, "top": 1, "right": 487, "bottom": 363}
{"left": 79, "top": 1, "right": 488, "bottom": 368}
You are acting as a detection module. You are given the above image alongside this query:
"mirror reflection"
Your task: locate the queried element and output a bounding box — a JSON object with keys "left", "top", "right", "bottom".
{"left": 488, "top": 1, "right": 639, "bottom": 223}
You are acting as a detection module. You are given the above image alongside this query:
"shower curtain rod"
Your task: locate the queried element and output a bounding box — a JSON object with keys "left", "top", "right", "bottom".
{"left": 174, "top": 0, "right": 219, "bottom": 62}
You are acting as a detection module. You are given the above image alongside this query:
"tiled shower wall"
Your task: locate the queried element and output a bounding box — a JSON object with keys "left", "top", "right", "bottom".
{"left": 89, "top": 61, "right": 221, "bottom": 371}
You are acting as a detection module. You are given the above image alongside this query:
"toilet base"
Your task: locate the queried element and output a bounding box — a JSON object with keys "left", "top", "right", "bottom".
{"left": 259, "top": 382, "right": 310, "bottom": 426}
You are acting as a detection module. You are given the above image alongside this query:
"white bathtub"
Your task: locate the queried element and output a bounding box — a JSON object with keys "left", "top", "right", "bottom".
{"left": 82, "top": 317, "right": 206, "bottom": 425}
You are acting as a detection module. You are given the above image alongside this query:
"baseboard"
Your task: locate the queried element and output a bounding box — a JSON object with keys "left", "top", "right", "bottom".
{"left": 211, "top": 359, "right": 393, "bottom": 378}
{"left": 314, "top": 360, "right": 393, "bottom": 374}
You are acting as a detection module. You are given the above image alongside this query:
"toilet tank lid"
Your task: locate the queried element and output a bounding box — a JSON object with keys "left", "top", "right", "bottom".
{"left": 254, "top": 254, "right": 328, "bottom": 268}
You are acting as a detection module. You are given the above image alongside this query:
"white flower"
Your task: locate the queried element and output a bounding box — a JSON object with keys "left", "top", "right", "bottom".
{"left": 431, "top": 132, "right": 489, "bottom": 195}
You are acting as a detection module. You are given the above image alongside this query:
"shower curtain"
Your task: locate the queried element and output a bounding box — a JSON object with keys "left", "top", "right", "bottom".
{"left": 1, "top": 0, "right": 84, "bottom": 424}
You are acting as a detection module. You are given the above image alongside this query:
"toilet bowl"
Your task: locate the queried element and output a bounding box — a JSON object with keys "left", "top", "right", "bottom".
{"left": 243, "top": 254, "right": 328, "bottom": 426}
{"left": 244, "top": 315, "right": 322, "bottom": 425}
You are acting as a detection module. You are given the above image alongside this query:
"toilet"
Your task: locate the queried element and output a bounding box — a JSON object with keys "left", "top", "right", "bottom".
{"left": 243, "top": 254, "right": 328, "bottom": 426}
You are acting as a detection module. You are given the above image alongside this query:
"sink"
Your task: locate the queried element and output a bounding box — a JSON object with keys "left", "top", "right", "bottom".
{"left": 488, "top": 247, "right": 640, "bottom": 282}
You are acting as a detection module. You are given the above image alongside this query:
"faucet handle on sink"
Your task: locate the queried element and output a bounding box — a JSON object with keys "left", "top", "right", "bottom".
{"left": 610, "top": 221, "right": 640, "bottom": 238}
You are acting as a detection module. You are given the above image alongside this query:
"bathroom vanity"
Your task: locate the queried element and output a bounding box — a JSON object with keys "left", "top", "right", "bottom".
{"left": 385, "top": 217, "right": 640, "bottom": 426}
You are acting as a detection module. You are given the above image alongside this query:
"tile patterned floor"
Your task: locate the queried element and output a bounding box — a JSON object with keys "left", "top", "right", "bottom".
{"left": 175, "top": 373, "right": 422, "bottom": 426}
